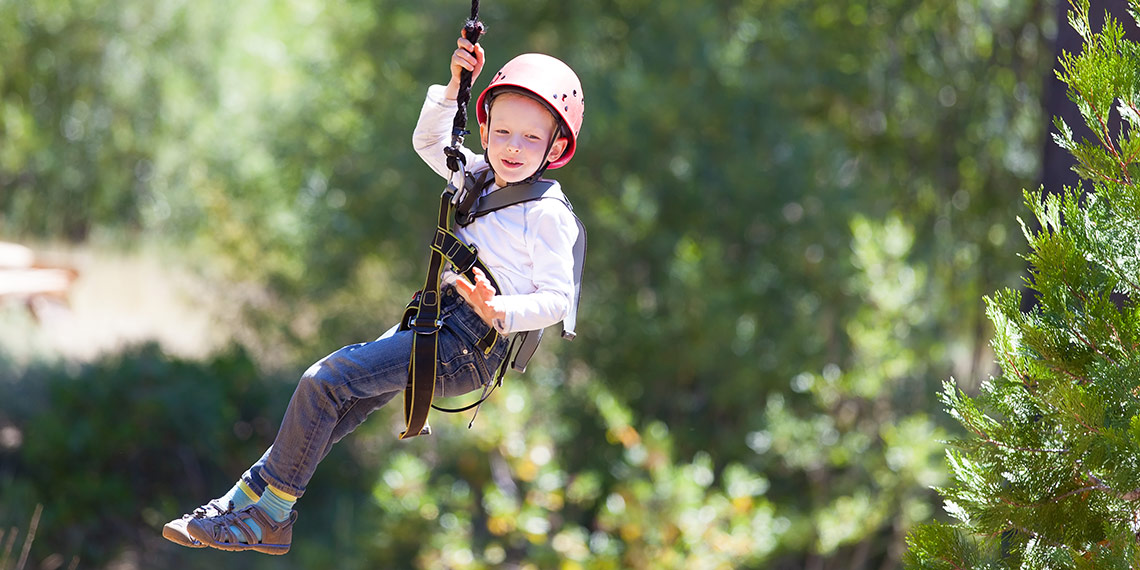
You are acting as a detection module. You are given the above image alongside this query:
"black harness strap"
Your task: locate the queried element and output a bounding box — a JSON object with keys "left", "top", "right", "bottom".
{"left": 398, "top": 171, "right": 502, "bottom": 439}
{"left": 398, "top": 191, "right": 454, "bottom": 439}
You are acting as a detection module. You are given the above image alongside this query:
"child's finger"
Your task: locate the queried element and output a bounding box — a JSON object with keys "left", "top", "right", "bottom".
{"left": 456, "top": 38, "right": 483, "bottom": 75}
{"left": 478, "top": 275, "right": 495, "bottom": 294}
{"left": 453, "top": 49, "right": 474, "bottom": 69}
{"left": 454, "top": 275, "right": 475, "bottom": 295}
{"left": 471, "top": 268, "right": 492, "bottom": 290}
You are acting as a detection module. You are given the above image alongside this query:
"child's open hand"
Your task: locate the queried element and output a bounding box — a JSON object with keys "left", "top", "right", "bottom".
{"left": 445, "top": 31, "right": 485, "bottom": 101}
{"left": 455, "top": 268, "right": 505, "bottom": 328}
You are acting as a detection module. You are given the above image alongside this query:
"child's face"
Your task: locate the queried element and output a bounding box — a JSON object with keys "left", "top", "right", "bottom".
{"left": 480, "top": 93, "right": 568, "bottom": 186}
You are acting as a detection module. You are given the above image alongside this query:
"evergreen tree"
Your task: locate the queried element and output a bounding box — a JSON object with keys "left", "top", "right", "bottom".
{"left": 906, "top": 0, "right": 1140, "bottom": 568}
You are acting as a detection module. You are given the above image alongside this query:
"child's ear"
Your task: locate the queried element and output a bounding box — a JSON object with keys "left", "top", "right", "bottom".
{"left": 478, "top": 122, "right": 489, "bottom": 150}
{"left": 546, "top": 137, "right": 569, "bottom": 163}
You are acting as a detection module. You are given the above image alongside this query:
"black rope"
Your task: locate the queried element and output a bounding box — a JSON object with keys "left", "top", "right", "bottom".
{"left": 445, "top": 1, "right": 485, "bottom": 173}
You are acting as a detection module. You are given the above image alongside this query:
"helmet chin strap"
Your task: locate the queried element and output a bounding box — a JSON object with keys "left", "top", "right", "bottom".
{"left": 482, "top": 93, "right": 565, "bottom": 188}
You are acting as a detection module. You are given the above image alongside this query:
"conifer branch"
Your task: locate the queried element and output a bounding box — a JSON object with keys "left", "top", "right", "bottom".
{"left": 1107, "top": 321, "right": 1126, "bottom": 354}
{"left": 1122, "top": 101, "right": 1140, "bottom": 171}
{"left": 1067, "top": 87, "right": 1131, "bottom": 184}
{"left": 1067, "top": 56, "right": 1133, "bottom": 185}
{"left": 999, "top": 495, "right": 1034, "bottom": 509}
{"left": 1005, "top": 523, "right": 1066, "bottom": 549}
{"left": 1067, "top": 321, "right": 1115, "bottom": 364}
{"left": 1054, "top": 365, "right": 1085, "bottom": 384}
{"left": 908, "top": 1, "right": 1140, "bottom": 563}
{"left": 1124, "top": 274, "right": 1140, "bottom": 296}
{"left": 980, "top": 434, "right": 1068, "bottom": 454}
{"left": 1073, "top": 88, "right": 1124, "bottom": 175}
{"left": 1114, "top": 265, "right": 1140, "bottom": 295}
{"left": 1087, "top": 474, "right": 1140, "bottom": 502}
{"left": 1001, "top": 352, "right": 1029, "bottom": 383}
{"left": 935, "top": 557, "right": 969, "bottom": 570}
{"left": 1050, "top": 484, "right": 1104, "bottom": 503}
{"left": 1061, "top": 283, "right": 1116, "bottom": 364}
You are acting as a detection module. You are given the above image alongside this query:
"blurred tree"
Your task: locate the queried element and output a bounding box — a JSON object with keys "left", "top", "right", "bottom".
{"left": 906, "top": 0, "right": 1140, "bottom": 567}
{"left": 0, "top": 0, "right": 212, "bottom": 240}
{"left": 550, "top": 0, "right": 1057, "bottom": 566}
{"left": 0, "top": 0, "right": 1077, "bottom": 568}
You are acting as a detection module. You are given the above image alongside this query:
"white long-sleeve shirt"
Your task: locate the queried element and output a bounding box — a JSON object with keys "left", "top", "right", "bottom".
{"left": 412, "top": 84, "right": 578, "bottom": 334}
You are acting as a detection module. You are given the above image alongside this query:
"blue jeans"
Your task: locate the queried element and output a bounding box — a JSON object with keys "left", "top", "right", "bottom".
{"left": 238, "top": 285, "right": 509, "bottom": 499}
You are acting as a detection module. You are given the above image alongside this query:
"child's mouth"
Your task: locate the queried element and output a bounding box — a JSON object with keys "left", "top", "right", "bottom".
{"left": 502, "top": 159, "right": 523, "bottom": 169}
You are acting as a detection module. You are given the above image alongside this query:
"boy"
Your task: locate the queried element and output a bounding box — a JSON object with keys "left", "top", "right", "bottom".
{"left": 162, "top": 33, "right": 584, "bottom": 554}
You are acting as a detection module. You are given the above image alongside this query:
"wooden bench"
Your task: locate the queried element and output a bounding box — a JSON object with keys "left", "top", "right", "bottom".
{"left": 0, "top": 242, "right": 79, "bottom": 322}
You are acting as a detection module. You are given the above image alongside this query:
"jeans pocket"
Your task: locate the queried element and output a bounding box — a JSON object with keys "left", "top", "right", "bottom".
{"left": 434, "top": 328, "right": 483, "bottom": 398}
{"left": 452, "top": 306, "right": 496, "bottom": 347}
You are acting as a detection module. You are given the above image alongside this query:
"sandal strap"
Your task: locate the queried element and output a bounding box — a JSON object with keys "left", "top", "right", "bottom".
{"left": 228, "top": 512, "right": 261, "bottom": 545}
{"left": 203, "top": 509, "right": 261, "bottom": 545}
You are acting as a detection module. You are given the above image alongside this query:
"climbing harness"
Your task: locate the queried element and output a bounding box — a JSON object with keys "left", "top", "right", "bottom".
{"left": 398, "top": 165, "right": 587, "bottom": 439}
{"left": 397, "top": 1, "right": 586, "bottom": 439}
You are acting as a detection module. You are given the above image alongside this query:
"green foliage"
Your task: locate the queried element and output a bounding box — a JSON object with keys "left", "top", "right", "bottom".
{"left": 907, "top": 1, "right": 1140, "bottom": 567}
{"left": 905, "top": 522, "right": 1004, "bottom": 570}
{"left": 0, "top": 0, "right": 1070, "bottom": 567}
{"left": 0, "top": 343, "right": 407, "bottom": 570}
{"left": 0, "top": 343, "right": 276, "bottom": 565}
{"left": 348, "top": 367, "right": 785, "bottom": 569}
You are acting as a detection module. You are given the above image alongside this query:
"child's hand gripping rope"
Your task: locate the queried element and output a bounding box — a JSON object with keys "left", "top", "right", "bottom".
{"left": 446, "top": 34, "right": 485, "bottom": 101}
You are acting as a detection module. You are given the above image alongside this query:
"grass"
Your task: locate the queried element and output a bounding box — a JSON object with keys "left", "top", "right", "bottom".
{"left": 0, "top": 505, "right": 78, "bottom": 570}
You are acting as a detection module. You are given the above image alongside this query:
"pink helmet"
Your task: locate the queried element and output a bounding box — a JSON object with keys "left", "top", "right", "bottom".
{"left": 476, "top": 53, "right": 584, "bottom": 169}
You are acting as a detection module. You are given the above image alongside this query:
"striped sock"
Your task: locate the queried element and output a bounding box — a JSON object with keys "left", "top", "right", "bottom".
{"left": 257, "top": 485, "right": 297, "bottom": 522}
{"left": 228, "top": 485, "right": 296, "bottom": 543}
{"left": 218, "top": 479, "right": 260, "bottom": 511}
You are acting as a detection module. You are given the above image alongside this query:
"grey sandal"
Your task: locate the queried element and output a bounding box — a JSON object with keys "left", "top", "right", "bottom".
{"left": 162, "top": 499, "right": 232, "bottom": 548}
{"left": 186, "top": 504, "right": 297, "bottom": 555}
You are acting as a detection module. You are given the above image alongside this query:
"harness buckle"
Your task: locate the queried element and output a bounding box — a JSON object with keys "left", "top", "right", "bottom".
{"left": 451, "top": 243, "right": 479, "bottom": 274}
{"left": 407, "top": 318, "right": 443, "bottom": 334}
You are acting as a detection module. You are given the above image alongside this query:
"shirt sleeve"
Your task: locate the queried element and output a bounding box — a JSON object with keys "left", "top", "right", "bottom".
{"left": 492, "top": 199, "right": 579, "bottom": 334}
{"left": 412, "top": 84, "right": 482, "bottom": 180}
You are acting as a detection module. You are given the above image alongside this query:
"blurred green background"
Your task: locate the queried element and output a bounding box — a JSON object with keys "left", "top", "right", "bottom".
{"left": 0, "top": 0, "right": 1090, "bottom": 568}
